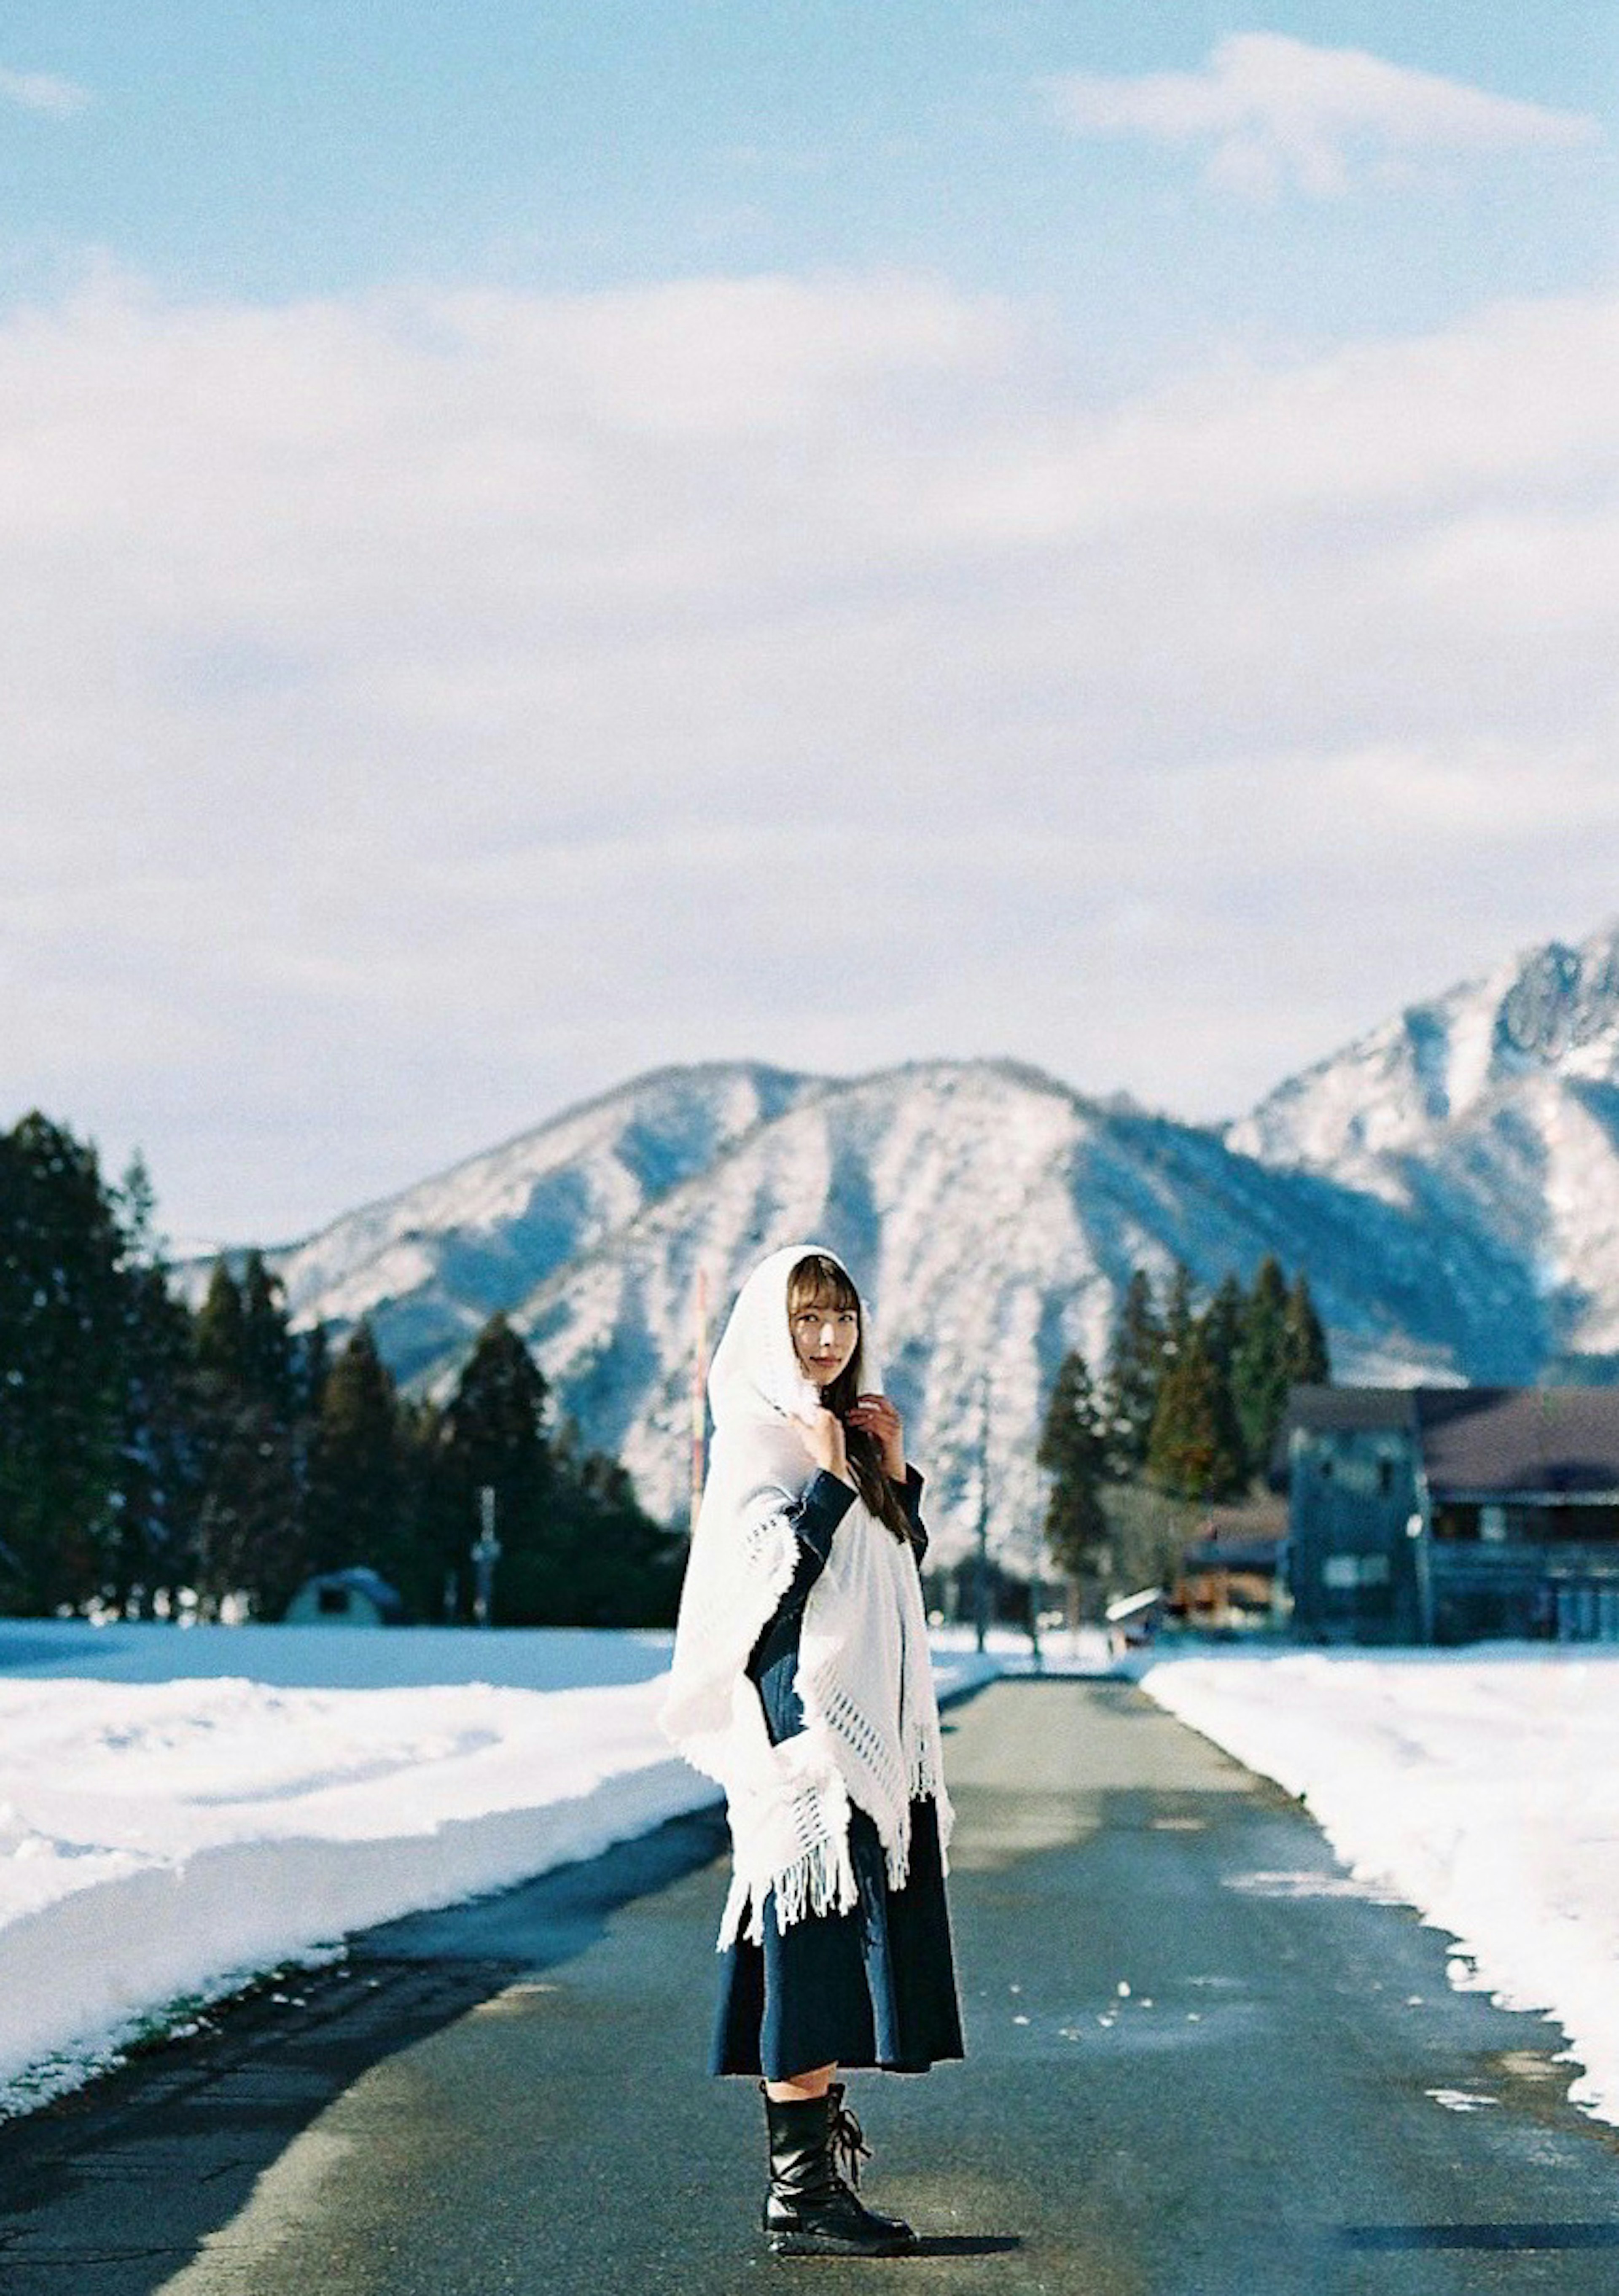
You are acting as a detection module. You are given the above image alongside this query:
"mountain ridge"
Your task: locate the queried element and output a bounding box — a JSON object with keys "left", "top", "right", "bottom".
{"left": 187, "top": 919, "right": 1619, "bottom": 1562}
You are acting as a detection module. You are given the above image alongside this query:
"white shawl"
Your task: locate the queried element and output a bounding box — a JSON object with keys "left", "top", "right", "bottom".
{"left": 658, "top": 1244, "right": 953, "bottom": 1950}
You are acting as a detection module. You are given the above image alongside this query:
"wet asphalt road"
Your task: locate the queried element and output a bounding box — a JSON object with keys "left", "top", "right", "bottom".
{"left": 1, "top": 1677, "right": 1617, "bottom": 2296}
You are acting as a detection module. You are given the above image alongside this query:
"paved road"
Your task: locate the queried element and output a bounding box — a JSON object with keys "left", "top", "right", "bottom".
{"left": 2, "top": 1679, "right": 1617, "bottom": 2295}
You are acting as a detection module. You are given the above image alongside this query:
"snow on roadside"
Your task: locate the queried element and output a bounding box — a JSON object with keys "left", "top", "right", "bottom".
{"left": 0, "top": 1622, "right": 1001, "bottom": 2118}
{"left": 1136, "top": 1644, "right": 1619, "bottom": 2130}
{"left": 30, "top": 1619, "right": 1617, "bottom": 2135}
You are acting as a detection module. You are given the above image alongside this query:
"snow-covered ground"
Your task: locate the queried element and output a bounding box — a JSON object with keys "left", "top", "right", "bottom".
{"left": 5, "top": 1623, "right": 1617, "bottom": 2141}
{"left": 0, "top": 1619, "right": 1003, "bottom": 2119}
{"left": 1135, "top": 1644, "right": 1619, "bottom": 2130}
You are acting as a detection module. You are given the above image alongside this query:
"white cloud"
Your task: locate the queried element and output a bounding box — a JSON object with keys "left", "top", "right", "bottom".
{"left": 916, "top": 295, "right": 1619, "bottom": 540}
{"left": 1048, "top": 33, "right": 1597, "bottom": 199}
{"left": 0, "top": 269, "right": 1614, "bottom": 1236}
{"left": 0, "top": 66, "right": 90, "bottom": 117}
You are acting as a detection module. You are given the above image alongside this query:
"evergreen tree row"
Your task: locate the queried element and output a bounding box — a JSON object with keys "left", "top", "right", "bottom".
{"left": 1038, "top": 1254, "right": 1330, "bottom": 1591}
{"left": 0, "top": 1112, "right": 681, "bottom": 1625}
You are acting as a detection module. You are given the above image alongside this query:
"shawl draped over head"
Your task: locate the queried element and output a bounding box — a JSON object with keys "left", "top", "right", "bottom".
{"left": 658, "top": 1243, "right": 953, "bottom": 1950}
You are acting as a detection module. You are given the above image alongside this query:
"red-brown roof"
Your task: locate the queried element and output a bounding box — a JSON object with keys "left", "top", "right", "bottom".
{"left": 1413, "top": 1387, "right": 1619, "bottom": 1498}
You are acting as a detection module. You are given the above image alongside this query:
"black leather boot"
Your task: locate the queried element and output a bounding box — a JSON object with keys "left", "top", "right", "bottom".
{"left": 761, "top": 2081, "right": 916, "bottom": 2257}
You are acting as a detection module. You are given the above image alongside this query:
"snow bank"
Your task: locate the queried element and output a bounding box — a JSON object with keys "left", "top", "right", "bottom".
{"left": 0, "top": 1622, "right": 1000, "bottom": 2116}
{"left": 24, "top": 1621, "right": 1610, "bottom": 2135}
{"left": 0, "top": 1618, "right": 678, "bottom": 1690}
{"left": 1136, "top": 1644, "right": 1619, "bottom": 2129}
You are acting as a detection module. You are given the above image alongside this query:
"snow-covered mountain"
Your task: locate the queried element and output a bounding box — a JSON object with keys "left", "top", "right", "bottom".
{"left": 212, "top": 918, "right": 1619, "bottom": 1564}
{"left": 1231, "top": 921, "right": 1619, "bottom": 1169}
{"left": 493, "top": 1061, "right": 1543, "bottom": 1565}
{"left": 260, "top": 1062, "right": 816, "bottom": 1383}
{"left": 1228, "top": 919, "right": 1619, "bottom": 1373}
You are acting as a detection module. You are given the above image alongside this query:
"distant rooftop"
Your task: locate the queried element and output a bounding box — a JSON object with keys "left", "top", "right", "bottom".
{"left": 1286, "top": 1386, "right": 1415, "bottom": 1434}
{"left": 1414, "top": 1387, "right": 1619, "bottom": 1498}
{"left": 1286, "top": 1384, "right": 1619, "bottom": 1498}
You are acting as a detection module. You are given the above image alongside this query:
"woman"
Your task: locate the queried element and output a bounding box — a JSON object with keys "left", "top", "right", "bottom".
{"left": 660, "top": 1244, "right": 964, "bottom": 2258}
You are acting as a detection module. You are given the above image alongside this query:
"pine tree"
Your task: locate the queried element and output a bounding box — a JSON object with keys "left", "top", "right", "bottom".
{"left": 1199, "top": 1272, "right": 1245, "bottom": 1382}
{"left": 284, "top": 1319, "right": 331, "bottom": 1570}
{"left": 1232, "top": 1254, "right": 1291, "bottom": 1473}
{"left": 191, "top": 1390, "right": 303, "bottom": 1619}
{"left": 109, "top": 1174, "right": 202, "bottom": 1618}
{"left": 1283, "top": 1270, "right": 1331, "bottom": 1388}
{"left": 190, "top": 1255, "right": 305, "bottom": 1617}
{"left": 545, "top": 1445, "right": 683, "bottom": 1627}
{"left": 298, "top": 1322, "right": 331, "bottom": 1420}
{"left": 1101, "top": 1268, "right": 1164, "bottom": 1479}
{"left": 239, "top": 1251, "right": 297, "bottom": 1425}
{"left": 117, "top": 1152, "right": 161, "bottom": 1265}
{"left": 0, "top": 1114, "right": 130, "bottom": 1612}
{"left": 440, "top": 1316, "right": 552, "bottom": 1621}
{"left": 304, "top": 1321, "right": 404, "bottom": 1591}
{"left": 1194, "top": 1272, "right": 1250, "bottom": 1486}
{"left": 396, "top": 1394, "right": 463, "bottom": 1622}
{"left": 444, "top": 1316, "right": 551, "bottom": 1497}
{"left": 194, "top": 1260, "right": 247, "bottom": 1386}
{"left": 1161, "top": 1261, "right": 1197, "bottom": 1364}
{"left": 431, "top": 1317, "right": 678, "bottom": 1626}
{"left": 1037, "top": 1349, "right": 1111, "bottom": 1600}
{"left": 1146, "top": 1324, "right": 1247, "bottom": 1502}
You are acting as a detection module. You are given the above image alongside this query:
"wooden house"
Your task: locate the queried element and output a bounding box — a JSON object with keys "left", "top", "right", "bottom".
{"left": 1170, "top": 1529, "right": 1288, "bottom": 1631}
{"left": 1285, "top": 1385, "right": 1619, "bottom": 1644}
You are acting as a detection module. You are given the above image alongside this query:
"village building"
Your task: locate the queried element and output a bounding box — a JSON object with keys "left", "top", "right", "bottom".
{"left": 283, "top": 1566, "right": 407, "bottom": 1627}
{"left": 1170, "top": 1528, "right": 1288, "bottom": 1632}
{"left": 1284, "top": 1386, "right": 1619, "bottom": 1644}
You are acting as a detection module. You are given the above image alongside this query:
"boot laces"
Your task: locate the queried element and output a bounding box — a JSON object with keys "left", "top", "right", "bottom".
{"left": 826, "top": 2087, "right": 872, "bottom": 2191}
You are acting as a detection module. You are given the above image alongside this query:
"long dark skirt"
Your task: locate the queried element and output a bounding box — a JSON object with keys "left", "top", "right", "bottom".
{"left": 710, "top": 1795, "right": 964, "bottom": 2079}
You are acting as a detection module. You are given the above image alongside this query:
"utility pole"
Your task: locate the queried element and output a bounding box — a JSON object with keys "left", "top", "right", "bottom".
{"left": 975, "top": 1370, "right": 990, "bottom": 1654}
{"left": 472, "top": 1485, "right": 502, "bottom": 1628}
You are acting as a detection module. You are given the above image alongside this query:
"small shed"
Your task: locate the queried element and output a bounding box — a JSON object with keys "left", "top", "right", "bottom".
{"left": 1171, "top": 1530, "right": 1287, "bottom": 1631}
{"left": 284, "top": 1567, "right": 407, "bottom": 1627}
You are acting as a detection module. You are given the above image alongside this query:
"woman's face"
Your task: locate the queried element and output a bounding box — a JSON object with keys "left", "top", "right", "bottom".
{"left": 789, "top": 1296, "right": 859, "bottom": 1389}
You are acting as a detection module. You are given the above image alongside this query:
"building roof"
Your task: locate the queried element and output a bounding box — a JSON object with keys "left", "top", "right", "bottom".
{"left": 1283, "top": 1383, "right": 1619, "bottom": 1498}
{"left": 1413, "top": 1387, "right": 1619, "bottom": 1498}
{"left": 293, "top": 1566, "right": 408, "bottom": 1621}
{"left": 1285, "top": 1386, "right": 1415, "bottom": 1434}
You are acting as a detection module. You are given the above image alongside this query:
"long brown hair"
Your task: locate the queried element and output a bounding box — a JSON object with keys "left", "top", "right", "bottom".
{"left": 787, "top": 1254, "right": 915, "bottom": 1547}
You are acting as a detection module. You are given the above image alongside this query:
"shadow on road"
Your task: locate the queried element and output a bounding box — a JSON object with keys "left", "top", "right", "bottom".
{"left": 6, "top": 1678, "right": 1619, "bottom": 2296}
{"left": 909, "top": 2234, "right": 1023, "bottom": 2256}
{"left": 1342, "top": 2223, "right": 1619, "bottom": 2251}
{"left": 0, "top": 1804, "right": 732, "bottom": 2296}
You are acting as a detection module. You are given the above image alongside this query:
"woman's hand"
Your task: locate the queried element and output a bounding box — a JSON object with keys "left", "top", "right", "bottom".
{"left": 793, "top": 1406, "right": 853, "bottom": 1487}
{"left": 847, "top": 1392, "right": 905, "bottom": 1481}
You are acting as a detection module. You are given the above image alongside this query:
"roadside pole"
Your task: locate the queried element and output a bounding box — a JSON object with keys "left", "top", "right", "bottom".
{"left": 472, "top": 1485, "right": 502, "bottom": 1627}
{"left": 975, "top": 1370, "right": 990, "bottom": 1654}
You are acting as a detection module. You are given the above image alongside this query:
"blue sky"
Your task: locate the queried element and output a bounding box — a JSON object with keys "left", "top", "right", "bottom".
{"left": 5, "top": 4, "right": 1611, "bottom": 351}
{"left": 2, "top": 4, "right": 1616, "bottom": 1239}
